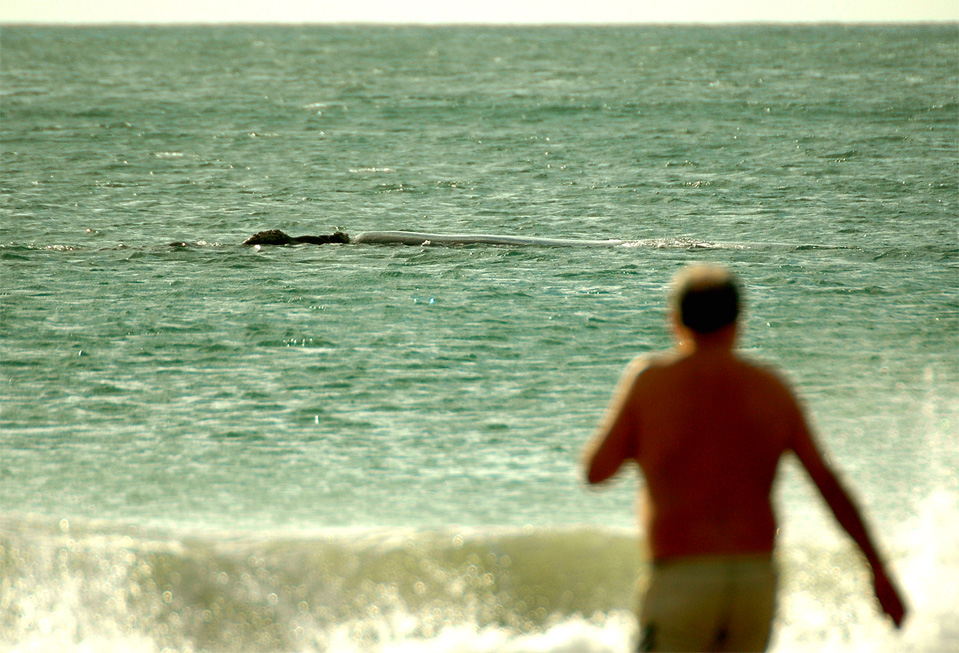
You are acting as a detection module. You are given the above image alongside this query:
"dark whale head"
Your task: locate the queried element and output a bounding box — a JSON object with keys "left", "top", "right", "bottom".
{"left": 243, "top": 230, "right": 294, "bottom": 245}
{"left": 243, "top": 230, "right": 350, "bottom": 246}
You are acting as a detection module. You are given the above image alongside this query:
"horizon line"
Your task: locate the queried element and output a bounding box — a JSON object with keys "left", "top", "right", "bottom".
{"left": 3, "top": 18, "right": 957, "bottom": 27}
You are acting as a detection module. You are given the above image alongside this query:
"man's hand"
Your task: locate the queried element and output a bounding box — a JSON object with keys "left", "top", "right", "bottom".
{"left": 873, "top": 565, "right": 908, "bottom": 628}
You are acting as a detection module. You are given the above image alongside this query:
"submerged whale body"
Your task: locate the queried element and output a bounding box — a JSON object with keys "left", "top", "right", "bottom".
{"left": 242, "top": 229, "right": 627, "bottom": 248}
{"left": 351, "top": 231, "right": 626, "bottom": 247}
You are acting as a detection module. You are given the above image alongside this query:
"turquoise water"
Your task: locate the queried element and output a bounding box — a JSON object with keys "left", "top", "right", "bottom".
{"left": 1, "top": 25, "right": 957, "bottom": 652}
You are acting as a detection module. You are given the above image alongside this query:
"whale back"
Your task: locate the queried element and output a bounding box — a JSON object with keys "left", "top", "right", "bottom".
{"left": 243, "top": 230, "right": 350, "bottom": 246}
{"left": 243, "top": 230, "right": 294, "bottom": 246}
{"left": 351, "top": 231, "right": 625, "bottom": 247}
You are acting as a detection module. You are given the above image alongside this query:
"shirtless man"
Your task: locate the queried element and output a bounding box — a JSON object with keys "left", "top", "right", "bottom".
{"left": 582, "top": 264, "right": 907, "bottom": 652}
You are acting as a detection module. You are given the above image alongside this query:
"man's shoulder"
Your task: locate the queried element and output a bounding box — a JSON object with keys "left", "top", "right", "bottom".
{"left": 625, "top": 351, "right": 680, "bottom": 376}
{"left": 732, "top": 355, "right": 804, "bottom": 407}
{"left": 620, "top": 351, "right": 687, "bottom": 395}
{"left": 623, "top": 350, "right": 797, "bottom": 396}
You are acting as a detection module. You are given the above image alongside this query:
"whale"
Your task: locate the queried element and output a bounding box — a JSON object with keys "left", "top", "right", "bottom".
{"left": 242, "top": 229, "right": 627, "bottom": 248}
{"left": 242, "top": 230, "right": 350, "bottom": 246}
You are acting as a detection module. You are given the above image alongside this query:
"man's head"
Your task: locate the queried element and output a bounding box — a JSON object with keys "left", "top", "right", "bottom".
{"left": 669, "top": 264, "right": 742, "bottom": 336}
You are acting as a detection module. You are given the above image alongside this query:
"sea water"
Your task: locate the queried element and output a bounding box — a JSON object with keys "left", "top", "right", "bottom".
{"left": 0, "top": 24, "right": 956, "bottom": 652}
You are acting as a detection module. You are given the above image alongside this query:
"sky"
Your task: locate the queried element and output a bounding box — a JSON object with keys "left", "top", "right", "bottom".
{"left": 1, "top": 0, "right": 957, "bottom": 25}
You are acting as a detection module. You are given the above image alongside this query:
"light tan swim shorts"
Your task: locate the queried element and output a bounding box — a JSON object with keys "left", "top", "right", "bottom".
{"left": 637, "top": 554, "right": 777, "bottom": 652}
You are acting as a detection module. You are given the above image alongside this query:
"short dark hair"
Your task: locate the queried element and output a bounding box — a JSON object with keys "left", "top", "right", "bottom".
{"left": 670, "top": 265, "right": 742, "bottom": 334}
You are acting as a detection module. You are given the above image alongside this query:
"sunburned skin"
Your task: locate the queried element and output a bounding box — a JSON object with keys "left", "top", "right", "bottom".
{"left": 588, "top": 330, "right": 800, "bottom": 560}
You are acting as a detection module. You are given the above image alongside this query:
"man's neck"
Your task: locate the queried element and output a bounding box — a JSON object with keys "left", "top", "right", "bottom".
{"left": 675, "top": 325, "right": 738, "bottom": 355}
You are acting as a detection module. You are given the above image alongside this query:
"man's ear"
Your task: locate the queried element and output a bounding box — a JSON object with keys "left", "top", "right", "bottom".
{"left": 669, "top": 311, "right": 690, "bottom": 345}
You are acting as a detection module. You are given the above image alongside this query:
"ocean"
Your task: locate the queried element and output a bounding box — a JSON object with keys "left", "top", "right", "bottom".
{"left": 0, "top": 23, "right": 956, "bottom": 652}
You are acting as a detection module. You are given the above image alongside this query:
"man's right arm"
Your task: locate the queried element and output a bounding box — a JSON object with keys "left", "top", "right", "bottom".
{"left": 582, "top": 357, "right": 647, "bottom": 485}
{"left": 787, "top": 400, "right": 908, "bottom": 628}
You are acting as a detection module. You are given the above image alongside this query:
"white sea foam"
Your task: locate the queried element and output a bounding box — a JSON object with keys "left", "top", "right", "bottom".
{"left": 3, "top": 515, "right": 956, "bottom": 652}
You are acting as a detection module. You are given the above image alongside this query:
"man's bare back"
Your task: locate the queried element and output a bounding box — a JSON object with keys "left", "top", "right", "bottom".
{"left": 581, "top": 265, "right": 906, "bottom": 650}
{"left": 592, "top": 343, "right": 805, "bottom": 561}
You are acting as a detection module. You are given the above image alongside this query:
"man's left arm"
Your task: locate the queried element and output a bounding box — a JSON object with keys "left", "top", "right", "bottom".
{"left": 788, "top": 398, "right": 908, "bottom": 628}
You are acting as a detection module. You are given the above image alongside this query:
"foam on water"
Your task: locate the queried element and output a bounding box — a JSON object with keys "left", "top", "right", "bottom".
{"left": 3, "top": 497, "right": 957, "bottom": 652}
{"left": 2, "top": 517, "right": 639, "bottom": 652}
